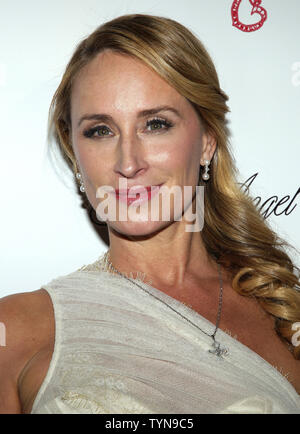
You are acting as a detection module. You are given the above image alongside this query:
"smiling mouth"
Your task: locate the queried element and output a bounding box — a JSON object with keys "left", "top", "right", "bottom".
{"left": 114, "top": 184, "right": 163, "bottom": 205}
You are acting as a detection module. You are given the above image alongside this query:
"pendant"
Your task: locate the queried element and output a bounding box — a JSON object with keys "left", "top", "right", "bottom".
{"left": 208, "top": 340, "right": 229, "bottom": 358}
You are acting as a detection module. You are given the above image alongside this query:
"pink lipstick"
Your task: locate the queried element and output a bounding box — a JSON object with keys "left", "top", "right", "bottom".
{"left": 115, "top": 185, "right": 162, "bottom": 206}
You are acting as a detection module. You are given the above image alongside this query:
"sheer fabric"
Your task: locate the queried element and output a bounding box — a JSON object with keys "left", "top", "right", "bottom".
{"left": 31, "top": 257, "right": 300, "bottom": 414}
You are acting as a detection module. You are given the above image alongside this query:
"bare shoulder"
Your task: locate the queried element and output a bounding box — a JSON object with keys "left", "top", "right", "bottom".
{"left": 0, "top": 289, "right": 54, "bottom": 414}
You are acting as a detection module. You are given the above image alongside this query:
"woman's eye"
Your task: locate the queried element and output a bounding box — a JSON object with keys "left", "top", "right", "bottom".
{"left": 83, "top": 118, "right": 173, "bottom": 139}
{"left": 146, "top": 118, "right": 173, "bottom": 132}
{"left": 83, "top": 125, "right": 112, "bottom": 138}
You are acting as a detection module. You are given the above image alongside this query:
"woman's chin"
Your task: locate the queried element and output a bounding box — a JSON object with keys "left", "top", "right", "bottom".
{"left": 107, "top": 218, "right": 172, "bottom": 238}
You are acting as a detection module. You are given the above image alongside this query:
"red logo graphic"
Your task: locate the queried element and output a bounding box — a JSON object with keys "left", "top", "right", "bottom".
{"left": 231, "top": 0, "right": 267, "bottom": 32}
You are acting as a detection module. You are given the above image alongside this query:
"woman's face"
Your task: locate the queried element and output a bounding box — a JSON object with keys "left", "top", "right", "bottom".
{"left": 70, "top": 50, "right": 210, "bottom": 236}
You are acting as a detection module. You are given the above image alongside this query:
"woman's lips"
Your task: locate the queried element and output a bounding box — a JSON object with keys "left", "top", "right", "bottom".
{"left": 114, "top": 185, "right": 162, "bottom": 205}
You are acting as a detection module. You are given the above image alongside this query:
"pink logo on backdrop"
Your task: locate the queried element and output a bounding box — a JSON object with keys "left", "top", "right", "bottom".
{"left": 231, "top": 0, "right": 267, "bottom": 32}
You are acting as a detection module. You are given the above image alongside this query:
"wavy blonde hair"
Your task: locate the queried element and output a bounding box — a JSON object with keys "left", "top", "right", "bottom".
{"left": 48, "top": 14, "right": 300, "bottom": 358}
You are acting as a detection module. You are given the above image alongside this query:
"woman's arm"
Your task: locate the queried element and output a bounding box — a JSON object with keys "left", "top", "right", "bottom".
{"left": 0, "top": 290, "right": 54, "bottom": 414}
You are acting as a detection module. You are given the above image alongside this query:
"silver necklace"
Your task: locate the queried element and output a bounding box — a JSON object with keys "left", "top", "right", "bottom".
{"left": 101, "top": 251, "right": 229, "bottom": 358}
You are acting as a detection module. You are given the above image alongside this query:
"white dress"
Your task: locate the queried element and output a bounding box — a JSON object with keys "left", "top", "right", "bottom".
{"left": 31, "top": 256, "right": 300, "bottom": 414}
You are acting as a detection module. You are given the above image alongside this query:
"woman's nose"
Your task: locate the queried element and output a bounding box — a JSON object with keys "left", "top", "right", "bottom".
{"left": 113, "top": 134, "right": 147, "bottom": 178}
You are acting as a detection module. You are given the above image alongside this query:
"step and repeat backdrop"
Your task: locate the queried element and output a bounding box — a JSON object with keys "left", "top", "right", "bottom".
{"left": 1, "top": 0, "right": 299, "bottom": 296}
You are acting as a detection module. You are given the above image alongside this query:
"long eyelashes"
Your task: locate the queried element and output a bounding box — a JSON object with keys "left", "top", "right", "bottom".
{"left": 146, "top": 118, "right": 173, "bottom": 131}
{"left": 82, "top": 117, "right": 174, "bottom": 139}
{"left": 83, "top": 125, "right": 111, "bottom": 138}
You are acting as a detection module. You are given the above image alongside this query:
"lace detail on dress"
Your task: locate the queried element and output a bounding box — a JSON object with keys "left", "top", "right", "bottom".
{"left": 56, "top": 353, "right": 153, "bottom": 414}
{"left": 61, "top": 390, "right": 152, "bottom": 414}
{"left": 77, "top": 253, "right": 153, "bottom": 285}
{"left": 76, "top": 254, "right": 109, "bottom": 273}
{"left": 61, "top": 392, "right": 107, "bottom": 414}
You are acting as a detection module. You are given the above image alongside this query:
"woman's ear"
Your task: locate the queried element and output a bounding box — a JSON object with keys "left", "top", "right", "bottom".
{"left": 200, "top": 132, "right": 217, "bottom": 165}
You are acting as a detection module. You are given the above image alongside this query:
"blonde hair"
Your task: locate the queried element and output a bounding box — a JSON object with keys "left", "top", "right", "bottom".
{"left": 48, "top": 14, "right": 300, "bottom": 358}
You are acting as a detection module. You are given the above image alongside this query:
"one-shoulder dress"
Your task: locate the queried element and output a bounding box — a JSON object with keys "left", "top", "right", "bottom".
{"left": 31, "top": 256, "right": 300, "bottom": 414}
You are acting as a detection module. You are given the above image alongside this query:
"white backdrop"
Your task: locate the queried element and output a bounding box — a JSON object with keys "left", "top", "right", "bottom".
{"left": 1, "top": 0, "right": 299, "bottom": 297}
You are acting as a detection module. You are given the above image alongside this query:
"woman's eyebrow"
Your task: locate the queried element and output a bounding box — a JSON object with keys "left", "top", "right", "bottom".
{"left": 77, "top": 105, "right": 182, "bottom": 127}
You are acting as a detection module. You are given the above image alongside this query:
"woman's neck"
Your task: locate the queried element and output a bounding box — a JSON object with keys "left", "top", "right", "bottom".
{"left": 107, "top": 223, "right": 218, "bottom": 289}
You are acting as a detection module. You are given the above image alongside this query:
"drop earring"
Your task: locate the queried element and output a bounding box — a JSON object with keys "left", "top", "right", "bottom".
{"left": 202, "top": 159, "right": 210, "bottom": 181}
{"left": 76, "top": 172, "right": 85, "bottom": 193}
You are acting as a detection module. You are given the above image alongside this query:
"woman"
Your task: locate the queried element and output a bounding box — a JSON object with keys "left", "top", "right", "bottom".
{"left": 1, "top": 14, "right": 300, "bottom": 414}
